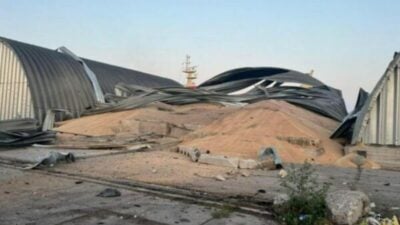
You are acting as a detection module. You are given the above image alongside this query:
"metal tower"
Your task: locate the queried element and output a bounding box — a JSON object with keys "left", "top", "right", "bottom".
{"left": 182, "top": 55, "right": 197, "bottom": 88}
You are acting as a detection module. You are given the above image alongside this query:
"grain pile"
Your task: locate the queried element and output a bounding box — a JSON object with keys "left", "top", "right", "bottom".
{"left": 180, "top": 100, "right": 343, "bottom": 164}
{"left": 56, "top": 100, "right": 346, "bottom": 165}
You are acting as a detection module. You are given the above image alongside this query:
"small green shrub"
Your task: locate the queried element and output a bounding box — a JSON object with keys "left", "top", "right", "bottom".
{"left": 277, "top": 161, "right": 331, "bottom": 225}
{"left": 211, "top": 204, "right": 236, "bottom": 219}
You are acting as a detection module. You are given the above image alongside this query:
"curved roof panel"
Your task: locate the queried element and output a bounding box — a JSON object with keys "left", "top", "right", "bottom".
{"left": 83, "top": 58, "right": 181, "bottom": 94}
{"left": 0, "top": 37, "right": 97, "bottom": 121}
{"left": 0, "top": 36, "right": 181, "bottom": 123}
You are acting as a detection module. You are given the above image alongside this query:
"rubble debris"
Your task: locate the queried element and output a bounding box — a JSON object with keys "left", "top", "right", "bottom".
{"left": 33, "top": 143, "right": 150, "bottom": 151}
{"left": 198, "top": 154, "right": 240, "bottom": 168}
{"left": 89, "top": 70, "right": 347, "bottom": 122}
{"left": 331, "top": 88, "right": 369, "bottom": 141}
{"left": 325, "top": 190, "right": 370, "bottom": 225}
{"left": 96, "top": 188, "right": 121, "bottom": 197}
{"left": 199, "top": 67, "right": 347, "bottom": 121}
{"left": 177, "top": 146, "right": 201, "bottom": 162}
{"left": 0, "top": 119, "right": 56, "bottom": 147}
{"left": 238, "top": 159, "right": 259, "bottom": 169}
{"left": 25, "top": 151, "right": 75, "bottom": 169}
{"left": 278, "top": 169, "right": 288, "bottom": 178}
{"left": 258, "top": 147, "right": 283, "bottom": 169}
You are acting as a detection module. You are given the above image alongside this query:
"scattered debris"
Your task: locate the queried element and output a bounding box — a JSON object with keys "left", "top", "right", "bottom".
{"left": 25, "top": 151, "right": 75, "bottom": 169}
{"left": 258, "top": 147, "right": 283, "bottom": 169}
{"left": 177, "top": 146, "right": 201, "bottom": 162}
{"left": 96, "top": 188, "right": 121, "bottom": 198}
{"left": 257, "top": 189, "right": 266, "bottom": 194}
{"left": 238, "top": 159, "right": 259, "bottom": 169}
{"left": 278, "top": 169, "right": 288, "bottom": 178}
{"left": 198, "top": 154, "right": 239, "bottom": 168}
{"left": 0, "top": 119, "right": 56, "bottom": 147}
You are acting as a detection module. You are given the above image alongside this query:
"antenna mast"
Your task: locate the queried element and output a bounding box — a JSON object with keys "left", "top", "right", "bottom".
{"left": 182, "top": 55, "right": 197, "bottom": 88}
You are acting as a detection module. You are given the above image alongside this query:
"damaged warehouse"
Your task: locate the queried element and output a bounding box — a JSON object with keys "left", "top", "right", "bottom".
{"left": 0, "top": 37, "right": 181, "bottom": 123}
{"left": 0, "top": 37, "right": 399, "bottom": 225}
{"left": 333, "top": 52, "right": 400, "bottom": 169}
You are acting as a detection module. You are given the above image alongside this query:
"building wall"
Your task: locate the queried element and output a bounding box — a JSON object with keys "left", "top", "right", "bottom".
{"left": 0, "top": 41, "right": 34, "bottom": 120}
{"left": 360, "top": 64, "right": 400, "bottom": 145}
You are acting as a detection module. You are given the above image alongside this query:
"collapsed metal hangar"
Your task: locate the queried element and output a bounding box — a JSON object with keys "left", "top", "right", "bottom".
{"left": 0, "top": 37, "right": 180, "bottom": 123}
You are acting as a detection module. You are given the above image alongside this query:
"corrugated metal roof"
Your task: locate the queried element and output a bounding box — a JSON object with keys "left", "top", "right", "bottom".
{"left": 0, "top": 37, "right": 97, "bottom": 122}
{"left": 83, "top": 58, "right": 181, "bottom": 94}
{"left": 0, "top": 37, "right": 182, "bottom": 123}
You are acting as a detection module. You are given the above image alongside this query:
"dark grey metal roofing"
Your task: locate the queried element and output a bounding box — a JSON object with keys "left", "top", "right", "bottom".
{"left": 0, "top": 37, "right": 182, "bottom": 123}
{"left": 199, "top": 67, "right": 347, "bottom": 121}
{"left": 83, "top": 58, "right": 181, "bottom": 94}
{"left": 0, "top": 37, "right": 97, "bottom": 122}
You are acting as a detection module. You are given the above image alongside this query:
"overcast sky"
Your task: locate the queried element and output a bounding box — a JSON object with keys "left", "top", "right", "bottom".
{"left": 1, "top": 0, "right": 399, "bottom": 110}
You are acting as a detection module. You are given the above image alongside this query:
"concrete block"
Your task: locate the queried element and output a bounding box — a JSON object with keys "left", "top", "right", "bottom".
{"left": 198, "top": 154, "right": 239, "bottom": 168}
{"left": 177, "top": 146, "right": 201, "bottom": 162}
{"left": 238, "top": 159, "right": 259, "bottom": 169}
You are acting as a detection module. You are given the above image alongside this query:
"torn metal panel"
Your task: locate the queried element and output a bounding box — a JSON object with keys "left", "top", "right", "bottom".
{"left": 331, "top": 88, "right": 369, "bottom": 140}
{"left": 0, "top": 119, "right": 55, "bottom": 147}
{"left": 199, "top": 67, "right": 347, "bottom": 121}
{"left": 88, "top": 66, "right": 347, "bottom": 122}
{"left": 0, "top": 130, "right": 56, "bottom": 147}
{"left": 57, "top": 46, "right": 105, "bottom": 103}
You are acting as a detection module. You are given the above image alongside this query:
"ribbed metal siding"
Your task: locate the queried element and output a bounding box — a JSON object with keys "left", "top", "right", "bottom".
{"left": 0, "top": 42, "right": 34, "bottom": 120}
{"left": 83, "top": 58, "right": 181, "bottom": 94}
{"left": 0, "top": 37, "right": 97, "bottom": 123}
{"left": 358, "top": 56, "right": 400, "bottom": 145}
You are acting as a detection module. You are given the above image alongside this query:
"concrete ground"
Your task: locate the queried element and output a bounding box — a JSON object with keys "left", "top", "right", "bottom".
{"left": 1, "top": 147, "right": 399, "bottom": 225}
{"left": 0, "top": 166, "right": 276, "bottom": 225}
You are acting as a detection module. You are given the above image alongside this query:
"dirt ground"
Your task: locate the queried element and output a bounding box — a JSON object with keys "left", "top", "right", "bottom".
{"left": 0, "top": 166, "right": 275, "bottom": 225}
{"left": 49, "top": 149, "right": 400, "bottom": 217}
{"left": 2, "top": 100, "right": 399, "bottom": 224}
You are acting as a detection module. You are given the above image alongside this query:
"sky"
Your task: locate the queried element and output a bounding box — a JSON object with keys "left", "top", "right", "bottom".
{"left": 1, "top": 0, "right": 400, "bottom": 110}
